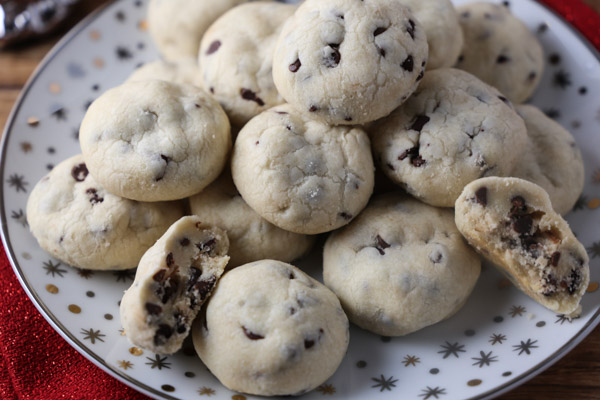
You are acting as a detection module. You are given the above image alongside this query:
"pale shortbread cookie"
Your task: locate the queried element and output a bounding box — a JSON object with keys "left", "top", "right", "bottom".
{"left": 231, "top": 104, "right": 375, "bottom": 234}
{"left": 189, "top": 170, "right": 314, "bottom": 268}
{"left": 26, "top": 155, "right": 183, "bottom": 270}
{"left": 120, "top": 216, "right": 229, "bottom": 355}
{"left": 79, "top": 80, "right": 231, "bottom": 202}
{"left": 400, "top": 0, "right": 464, "bottom": 70}
{"left": 127, "top": 58, "right": 202, "bottom": 87}
{"left": 199, "top": 2, "right": 295, "bottom": 126}
{"left": 272, "top": 0, "right": 428, "bottom": 125}
{"left": 371, "top": 68, "right": 528, "bottom": 207}
{"left": 456, "top": 2, "right": 544, "bottom": 103}
{"left": 512, "top": 104, "right": 584, "bottom": 215}
{"left": 323, "top": 193, "right": 481, "bottom": 337}
{"left": 192, "top": 260, "right": 349, "bottom": 396}
{"left": 455, "top": 177, "right": 589, "bottom": 314}
{"left": 147, "top": 0, "right": 258, "bottom": 61}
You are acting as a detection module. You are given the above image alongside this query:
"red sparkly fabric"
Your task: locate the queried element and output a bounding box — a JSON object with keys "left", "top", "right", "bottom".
{"left": 0, "top": 1, "right": 599, "bottom": 399}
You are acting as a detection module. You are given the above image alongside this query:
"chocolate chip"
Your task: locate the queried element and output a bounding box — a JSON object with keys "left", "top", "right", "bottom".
{"left": 152, "top": 269, "right": 166, "bottom": 282}
{"left": 275, "top": 111, "right": 288, "bottom": 115}
{"left": 339, "top": 212, "right": 353, "bottom": 221}
{"left": 550, "top": 252, "right": 561, "bottom": 267}
{"left": 378, "top": 47, "right": 386, "bottom": 57}
{"left": 86, "top": 188, "right": 104, "bottom": 205}
{"left": 175, "top": 314, "right": 187, "bottom": 334}
{"left": 374, "top": 27, "right": 387, "bottom": 36}
{"left": 145, "top": 302, "right": 162, "bottom": 315}
{"left": 166, "top": 252, "right": 174, "bottom": 267}
{"left": 240, "top": 88, "right": 265, "bottom": 106}
{"left": 194, "top": 275, "right": 216, "bottom": 301}
{"left": 374, "top": 235, "right": 390, "bottom": 256}
{"left": 71, "top": 163, "right": 88, "bottom": 182}
{"left": 430, "top": 251, "right": 443, "bottom": 264}
{"left": 304, "top": 339, "right": 315, "bottom": 349}
{"left": 568, "top": 269, "right": 581, "bottom": 294}
{"left": 344, "top": 116, "right": 353, "bottom": 122}
{"left": 209, "top": 87, "right": 215, "bottom": 94}
{"left": 187, "top": 267, "right": 202, "bottom": 292}
{"left": 512, "top": 215, "right": 533, "bottom": 235}
{"left": 497, "top": 55, "right": 510, "bottom": 64}
{"left": 194, "top": 103, "right": 201, "bottom": 108}
{"left": 510, "top": 196, "right": 527, "bottom": 216}
{"left": 289, "top": 307, "right": 296, "bottom": 315}
{"left": 242, "top": 326, "right": 264, "bottom": 340}
{"left": 197, "top": 238, "right": 216, "bottom": 254}
{"left": 527, "top": 71, "right": 537, "bottom": 82}
{"left": 475, "top": 187, "right": 488, "bottom": 206}
{"left": 401, "top": 55, "right": 414, "bottom": 72}
{"left": 206, "top": 40, "right": 221, "bottom": 55}
{"left": 416, "top": 69, "right": 424, "bottom": 81}
{"left": 498, "top": 95, "right": 510, "bottom": 105}
{"left": 409, "top": 115, "right": 430, "bottom": 132}
{"left": 154, "top": 324, "right": 173, "bottom": 345}
{"left": 323, "top": 44, "right": 341, "bottom": 68}
{"left": 289, "top": 59, "right": 301, "bottom": 73}
{"left": 289, "top": 271, "right": 295, "bottom": 279}
{"left": 158, "top": 275, "right": 179, "bottom": 304}
{"left": 180, "top": 238, "right": 190, "bottom": 247}
{"left": 309, "top": 105, "right": 318, "bottom": 112}
{"left": 407, "top": 19, "right": 416, "bottom": 40}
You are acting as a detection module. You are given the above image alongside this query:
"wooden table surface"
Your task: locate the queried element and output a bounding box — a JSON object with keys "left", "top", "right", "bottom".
{"left": 1, "top": 1, "right": 599, "bottom": 399}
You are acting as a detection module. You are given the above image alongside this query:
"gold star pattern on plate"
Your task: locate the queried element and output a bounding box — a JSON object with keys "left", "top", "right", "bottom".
{"left": 403, "top": 355, "right": 421, "bottom": 367}
{"left": 197, "top": 387, "right": 215, "bottom": 396}
{"left": 118, "top": 360, "right": 133, "bottom": 370}
{"left": 509, "top": 305, "right": 526, "bottom": 317}
{"left": 81, "top": 328, "right": 105, "bottom": 344}
{"left": 316, "top": 384, "right": 336, "bottom": 395}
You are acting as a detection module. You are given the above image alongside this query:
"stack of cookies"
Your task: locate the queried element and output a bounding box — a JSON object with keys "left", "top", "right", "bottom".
{"left": 25, "top": 0, "right": 590, "bottom": 397}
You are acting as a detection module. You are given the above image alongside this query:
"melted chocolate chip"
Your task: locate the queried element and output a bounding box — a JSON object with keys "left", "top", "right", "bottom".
{"left": 416, "top": 70, "right": 424, "bottom": 81}
{"left": 71, "top": 163, "right": 88, "bottom": 182}
{"left": 430, "top": 251, "right": 443, "bottom": 264}
{"left": 158, "top": 275, "right": 179, "bottom": 304}
{"left": 86, "top": 188, "right": 104, "bottom": 205}
{"left": 166, "top": 252, "right": 174, "bottom": 267}
{"left": 309, "top": 105, "right": 318, "bottom": 112}
{"left": 154, "top": 324, "right": 173, "bottom": 345}
{"left": 289, "top": 59, "right": 301, "bottom": 73}
{"left": 568, "top": 269, "right": 581, "bottom": 294}
{"left": 152, "top": 269, "right": 166, "bottom": 282}
{"left": 512, "top": 214, "right": 533, "bottom": 235}
{"left": 242, "top": 326, "right": 264, "bottom": 340}
{"left": 374, "top": 27, "right": 387, "bottom": 36}
{"left": 289, "top": 307, "right": 296, "bottom": 315}
{"left": 175, "top": 314, "right": 187, "bottom": 334}
{"left": 509, "top": 196, "right": 527, "bottom": 216}
{"left": 550, "top": 252, "right": 561, "bottom": 267}
{"left": 339, "top": 212, "right": 353, "bottom": 221}
{"left": 180, "top": 238, "right": 190, "bottom": 247}
{"left": 145, "top": 302, "right": 162, "bottom": 315}
{"left": 401, "top": 55, "right": 414, "bottom": 72}
{"left": 324, "top": 44, "right": 341, "bottom": 68}
{"left": 289, "top": 271, "right": 295, "bottom": 279}
{"left": 378, "top": 47, "right": 386, "bottom": 57}
{"left": 304, "top": 339, "right": 315, "bottom": 349}
{"left": 407, "top": 19, "right": 416, "bottom": 39}
{"left": 240, "top": 88, "right": 265, "bottom": 106}
{"left": 498, "top": 95, "right": 510, "bottom": 105}
{"left": 496, "top": 55, "right": 510, "bottom": 64}
{"left": 409, "top": 115, "right": 430, "bottom": 132}
{"left": 206, "top": 40, "right": 221, "bottom": 55}
{"left": 475, "top": 187, "right": 488, "bottom": 206}
{"left": 187, "top": 267, "right": 202, "bottom": 291}
{"left": 194, "top": 275, "right": 216, "bottom": 301}
{"left": 197, "top": 238, "right": 216, "bottom": 254}
{"left": 374, "top": 235, "right": 390, "bottom": 255}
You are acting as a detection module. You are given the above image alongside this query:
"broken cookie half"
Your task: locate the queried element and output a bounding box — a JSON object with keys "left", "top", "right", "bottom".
{"left": 120, "top": 216, "right": 229, "bottom": 354}
{"left": 455, "top": 177, "right": 589, "bottom": 314}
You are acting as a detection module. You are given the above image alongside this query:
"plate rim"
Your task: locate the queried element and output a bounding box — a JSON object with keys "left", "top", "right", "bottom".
{"left": 1, "top": 1, "right": 599, "bottom": 399}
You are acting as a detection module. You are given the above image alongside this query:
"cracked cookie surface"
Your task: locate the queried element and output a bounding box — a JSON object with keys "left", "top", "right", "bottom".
{"left": 456, "top": 2, "right": 544, "bottom": 103}
{"left": 455, "top": 177, "right": 590, "bottom": 314}
{"left": 26, "top": 154, "right": 184, "bottom": 270}
{"left": 147, "top": 0, "right": 256, "bottom": 61}
{"left": 192, "top": 259, "right": 349, "bottom": 396}
{"left": 231, "top": 104, "right": 374, "bottom": 234}
{"left": 371, "top": 68, "right": 528, "bottom": 207}
{"left": 272, "top": 0, "right": 428, "bottom": 125}
{"left": 399, "top": 0, "right": 463, "bottom": 70}
{"left": 323, "top": 193, "right": 481, "bottom": 337}
{"left": 189, "top": 169, "right": 314, "bottom": 267}
{"left": 120, "top": 216, "right": 230, "bottom": 355}
{"left": 199, "top": 2, "right": 295, "bottom": 127}
{"left": 79, "top": 80, "right": 231, "bottom": 202}
{"left": 512, "top": 104, "right": 584, "bottom": 215}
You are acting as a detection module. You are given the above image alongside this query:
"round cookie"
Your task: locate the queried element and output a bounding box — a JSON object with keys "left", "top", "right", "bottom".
{"left": 511, "top": 105, "right": 585, "bottom": 215}
{"left": 272, "top": 0, "right": 428, "bottom": 125}
{"left": 189, "top": 169, "right": 314, "bottom": 268}
{"left": 26, "top": 154, "right": 184, "bottom": 270}
{"left": 323, "top": 193, "right": 481, "bottom": 337}
{"left": 456, "top": 2, "right": 544, "bottom": 103}
{"left": 400, "top": 0, "right": 464, "bottom": 70}
{"left": 199, "top": 2, "right": 295, "bottom": 127}
{"left": 231, "top": 104, "right": 375, "bottom": 235}
{"left": 370, "top": 68, "right": 528, "bottom": 208}
{"left": 120, "top": 216, "right": 230, "bottom": 355}
{"left": 192, "top": 260, "right": 349, "bottom": 396}
{"left": 455, "top": 177, "right": 589, "bottom": 314}
{"left": 79, "top": 80, "right": 231, "bottom": 202}
{"left": 127, "top": 58, "right": 202, "bottom": 87}
{"left": 147, "top": 0, "right": 255, "bottom": 61}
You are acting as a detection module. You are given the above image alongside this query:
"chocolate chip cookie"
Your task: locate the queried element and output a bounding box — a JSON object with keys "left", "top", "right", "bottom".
{"left": 26, "top": 154, "right": 184, "bottom": 270}
{"left": 455, "top": 177, "right": 589, "bottom": 314}
{"left": 120, "top": 216, "right": 230, "bottom": 355}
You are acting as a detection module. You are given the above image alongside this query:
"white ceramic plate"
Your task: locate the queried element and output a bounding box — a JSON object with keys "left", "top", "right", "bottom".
{"left": 2, "top": 0, "right": 600, "bottom": 399}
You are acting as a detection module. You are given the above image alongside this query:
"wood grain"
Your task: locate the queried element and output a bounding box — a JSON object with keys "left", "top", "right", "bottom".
{"left": 0, "top": 1, "right": 599, "bottom": 399}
